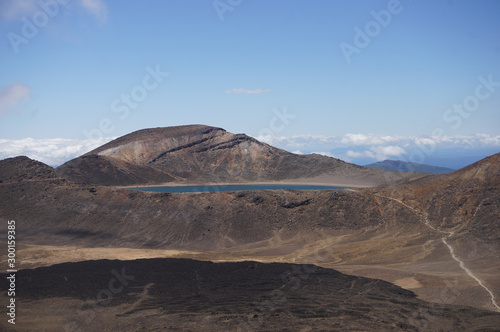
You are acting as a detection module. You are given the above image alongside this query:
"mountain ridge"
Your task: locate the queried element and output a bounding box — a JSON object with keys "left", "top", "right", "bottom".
{"left": 55, "top": 125, "right": 422, "bottom": 187}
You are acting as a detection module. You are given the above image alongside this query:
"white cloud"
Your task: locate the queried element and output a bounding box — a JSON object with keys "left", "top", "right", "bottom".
{"left": 262, "top": 133, "right": 500, "bottom": 150}
{"left": 341, "top": 133, "right": 402, "bottom": 146}
{"left": 225, "top": 88, "right": 271, "bottom": 94}
{"left": 0, "top": 0, "right": 38, "bottom": 21}
{"left": 370, "top": 145, "right": 408, "bottom": 160}
{"left": 0, "top": 137, "right": 114, "bottom": 166}
{"left": 252, "top": 133, "right": 500, "bottom": 164}
{"left": 80, "top": 0, "right": 107, "bottom": 22}
{"left": 346, "top": 146, "right": 408, "bottom": 162}
{"left": 0, "top": 0, "right": 107, "bottom": 22}
{"left": 414, "top": 137, "right": 437, "bottom": 147}
{"left": 0, "top": 83, "right": 31, "bottom": 115}
{"left": 346, "top": 150, "right": 376, "bottom": 159}
{"left": 341, "top": 133, "right": 369, "bottom": 145}
{"left": 256, "top": 134, "right": 273, "bottom": 144}
{"left": 346, "top": 147, "right": 408, "bottom": 161}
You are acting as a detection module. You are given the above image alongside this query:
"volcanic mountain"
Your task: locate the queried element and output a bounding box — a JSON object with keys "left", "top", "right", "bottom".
{"left": 0, "top": 127, "right": 499, "bottom": 330}
{"left": 56, "top": 125, "right": 419, "bottom": 186}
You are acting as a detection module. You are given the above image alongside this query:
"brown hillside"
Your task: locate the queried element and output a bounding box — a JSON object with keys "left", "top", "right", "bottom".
{"left": 1, "top": 143, "right": 499, "bottom": 314}
{"left": 56, "top": 125, "right": 421, "bottom": 186}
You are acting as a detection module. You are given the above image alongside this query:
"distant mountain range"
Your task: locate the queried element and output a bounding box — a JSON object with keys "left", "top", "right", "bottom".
{"left": 365, "top": 159, "right": 455, "bottom": 173}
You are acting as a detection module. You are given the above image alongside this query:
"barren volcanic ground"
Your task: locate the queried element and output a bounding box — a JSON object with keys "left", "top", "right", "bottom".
{"left": 2, "top": 258, "right": 500, "bottom": 331}
{"left": 0, "top": 126, "right": 499, "bottom": 331}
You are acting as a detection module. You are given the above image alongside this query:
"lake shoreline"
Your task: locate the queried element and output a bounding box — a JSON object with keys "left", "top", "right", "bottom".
{"left": 115, "top": 179, "right": 370, "bottom": 190}
{"left": 127, "top": 183, "right": 351, "bottom": 193}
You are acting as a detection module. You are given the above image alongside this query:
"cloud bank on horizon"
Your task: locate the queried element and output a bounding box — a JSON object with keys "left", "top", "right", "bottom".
{"left": 1, "top": 133, "right": 498, "bottom": 169}
{"left": 256, "top": 132, "right": 500, "bottom": 168}
{"left": 0, "top": 137, "right": 113, "bottom": 167}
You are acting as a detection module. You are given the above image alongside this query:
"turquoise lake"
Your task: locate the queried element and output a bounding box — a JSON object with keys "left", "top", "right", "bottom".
{"left": 134, "top": 184, "right": 347, "bottom": 193}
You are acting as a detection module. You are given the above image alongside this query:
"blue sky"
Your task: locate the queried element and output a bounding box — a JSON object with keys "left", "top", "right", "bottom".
{"left": 0, "top": 0, "right": 499, "bottom": 167}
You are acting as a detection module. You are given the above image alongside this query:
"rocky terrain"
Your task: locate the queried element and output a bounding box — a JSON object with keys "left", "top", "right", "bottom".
{"left": 2, "top": 258, "right": 500, "bottom": 331}
{"left": 0, "top": 125, "right": 499, "bottom": 330}
{"left": 373, "top": 152, "right": 500, "bottom": 243}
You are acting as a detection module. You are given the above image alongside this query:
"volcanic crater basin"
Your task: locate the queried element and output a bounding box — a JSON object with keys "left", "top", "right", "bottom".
{"left": 1, "top": 129, "right": 499, "bottom": 330}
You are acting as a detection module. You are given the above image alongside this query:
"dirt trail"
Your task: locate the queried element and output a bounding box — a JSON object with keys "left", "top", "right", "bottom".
{"left": 441, "top": 237, "right": 500, "bottom": 311}
{"left": 371, "top": 192, "right": 500, "bottom": 312}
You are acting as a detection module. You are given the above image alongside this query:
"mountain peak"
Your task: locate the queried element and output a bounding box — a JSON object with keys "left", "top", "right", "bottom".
{"left": 87, "top": 125, "right": 226, "bottom": 155}
{"left": 56, "top": 125, "right": 419, "bottom": 186}
{"left": 0, "top": 156, "right": 56, "bottom": 183}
